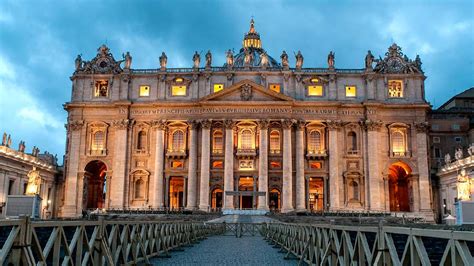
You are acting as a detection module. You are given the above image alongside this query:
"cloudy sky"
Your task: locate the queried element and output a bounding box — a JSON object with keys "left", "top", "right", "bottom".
{"left": 0, "top": 0, "right": 473, "bottom": 161}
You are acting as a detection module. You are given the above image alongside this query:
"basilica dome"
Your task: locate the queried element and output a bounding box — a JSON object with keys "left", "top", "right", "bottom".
{"left": 224, "top": 19, "right": 281, "bottom": 68}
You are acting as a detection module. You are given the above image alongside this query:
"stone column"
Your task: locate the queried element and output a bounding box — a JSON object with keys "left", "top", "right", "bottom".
{"left": 295, "top": 120, "right": 306, "bottom": 211}
{"left": 365, "top": 120, "right": 383, "bottom": 210}
{"left": 186, "top": 121, "right": 198, "bottom": 210}
{"left": 63, "top": 120, "right": 84, "bottom": 217}
{"left": 257, "top": 120, "right": 269, "bottom": 210}
{"left": 199, "top": 120, "right": 212, "bottom": 211}
{"left": 165, "top": 176, "right": 170, "bottom": 208}
{"left": 152, "top": 120, "right": 166, "bottom": 208}
{"left": 223, "top": 120, "right": 235, "bottom": 209}
{"left": 414, "top": 122, "right": 433, "bottom": 218}
{"left": 327, "top": 120, "right": 342, "bottom": 210}
{"left": 281, "top": 119, "right": 294, "bottom": 213}
{"left": 110, "top": 119, "right": 130, "bottom": 209}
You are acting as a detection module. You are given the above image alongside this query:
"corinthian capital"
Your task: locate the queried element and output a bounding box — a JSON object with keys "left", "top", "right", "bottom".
{"left": 414, "top": 121, "right": 429, "bottom": 133}
{"left": 282, "top": 119, "right": 296, "bottom": 129}
{"left": 112, "top": 119, "right": 132, "bottom": 130}
{"left": 257, "top": 119, "right": 270, "bottom": 130}
{"left": 67, "top": 120, "right": 84, "bottom": 131}
{"left": 200, "top": 119, "right": 212, "bottom": 129}
{"left": 326, "top": 120, "right": 343, "bottom": 130}
{"left": 363, "top": 119, "right": 383, "bottom": 131}
{"left": 296, "top": 120, "right": 306, "bottom": 130}
{"left": 224, "top": 119, "right": 236, "bottom": 130}
{"left": 151, "top": 119, "right": 167, "bottom": 130}
{"left": 188, "top": 120, "right": 200, "bottom": 130}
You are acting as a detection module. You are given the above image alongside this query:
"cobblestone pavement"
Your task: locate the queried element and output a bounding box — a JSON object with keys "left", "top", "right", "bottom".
{"left": 207, "top": 215, "right": 278, "bottom": 224}
{"left": 151, "top": 235, "right": 297, "bottom": 265}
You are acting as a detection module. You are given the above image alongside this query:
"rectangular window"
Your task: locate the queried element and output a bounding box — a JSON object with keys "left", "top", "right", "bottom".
{"left": 171, "top": 160, "right": 184, "bottom": 169}
{"left": 345, "top": 86, "right": 357, "bottom": 97}
{"left": 309, "top": 161, "right": 322, "bottom": 169}
{"left": 434, "top": 147, "right": 441, "bottom": 158}
{"left": 431, "top": 124, "right": 439, "bottom": 131}
{"left": 452, "top": 124, "right": 460, "bottom": 130}
{"left": 269, "top": 84, "right": 281, "bottom": 93}
{"left": 212, "top": 161, "right": 223, "bottom": 168}
{"left": 94, "top": 80, "right": 108, "bottom": 97}
{"left": 455, "top": 137, "right": 462, "bottom": 143}
{"left": 270, "top": 161, "right": 282, "bottom": 169}
{"left": 308, "top": 85, "right": 323, "bottom": 96}
{"left": 388, "top": 80, "right": 403, "bottom": 98}
{"left": 213, "top": 84, "right": 224, "bottom": 93}
{"left": 139, "top": 85, "right": 150, "bottom": 97}
{"left": 171, "top": 85, "right": 187, "bottom": 96}
{"left": 8, "top": 180, "right": 14, "bottom": 195}
{"left": 433, "top": 137, "right": 440, "bottom": 143}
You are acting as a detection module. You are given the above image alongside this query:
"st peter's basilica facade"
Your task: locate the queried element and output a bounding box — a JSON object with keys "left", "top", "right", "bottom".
{"left": 61, "top": 20, "right": 433, "bottom": 220}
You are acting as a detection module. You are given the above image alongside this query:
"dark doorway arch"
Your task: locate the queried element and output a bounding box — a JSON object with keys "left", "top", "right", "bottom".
{"left": 269, "top": 188, "right": 281, "bottom": 210}
{"left": 83, "top": 160, "right": 107, "bottom": 210}
{"left": 388, "top": 162, "right": 411, "bottom": 212}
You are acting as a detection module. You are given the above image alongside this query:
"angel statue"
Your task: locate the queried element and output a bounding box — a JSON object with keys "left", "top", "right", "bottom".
{"left": 25, "top": 167, "right": 41, "bottom": 195}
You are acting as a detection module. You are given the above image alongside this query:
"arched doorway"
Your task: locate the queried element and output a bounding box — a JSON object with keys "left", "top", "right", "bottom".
{"left": 269, "top": 188, "right": 281, "bottom": 210}
{"left": 308, "top": 177, "right": 324, "bottom": 211}
{"left": 211, "top": 188, "right": 223, "bottom": 209}
{"left": 83, "top": 160, "right": 107, "bottom": 210}
{"left": 169, "top": 177, "right": 184, "bottom": 209}
{"left": 388, "top": 162, "right": 411, "bottom": 212}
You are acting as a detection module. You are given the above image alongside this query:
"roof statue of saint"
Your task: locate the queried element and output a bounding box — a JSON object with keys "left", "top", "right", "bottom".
{"left": 225, "top": 18, "right": 280, "bottom": 68}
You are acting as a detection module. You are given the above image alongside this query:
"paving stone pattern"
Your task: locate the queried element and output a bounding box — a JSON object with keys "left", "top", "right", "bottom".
{"left": 151, "top": 235, "right": 297, "bottom": 265}
{"left": 207, "top": 215, "right": 277, "bottom": 224}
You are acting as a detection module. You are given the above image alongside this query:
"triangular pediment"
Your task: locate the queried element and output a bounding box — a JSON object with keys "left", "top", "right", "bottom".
{"left": 200, "top": 79, "right": 294, "bottom": 102}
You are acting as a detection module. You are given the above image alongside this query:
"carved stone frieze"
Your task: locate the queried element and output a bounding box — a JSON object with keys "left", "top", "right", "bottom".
{"left": 77, "top": 44, "right": 123, "bottom": 75}
{"left": 414, "top": 121, "right": 430, "bottom": 133}
{"left": 240, "top": 84, "right": 253, "bottom": 101}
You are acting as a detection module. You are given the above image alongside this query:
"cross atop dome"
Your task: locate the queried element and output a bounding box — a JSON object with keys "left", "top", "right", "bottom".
{"left": 243, "top": 18, "right": 262, "bottom": 49}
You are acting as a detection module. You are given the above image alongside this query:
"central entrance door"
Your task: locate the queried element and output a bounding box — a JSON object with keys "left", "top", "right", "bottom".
{"left": 239, "top": 177, "right": 254, "bottom": 209}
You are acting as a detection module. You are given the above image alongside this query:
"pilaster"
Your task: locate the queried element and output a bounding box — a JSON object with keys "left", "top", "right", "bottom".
{"left": 224, "top": 120, "right": 236, "bottom": 209}
{"left": 281, "top": 119, "right": 295, "bottom": 213}
{"left": 152, "top": 120, "right": 166, "bottom": 208}
{"left": 199, "top": 120, "right": 212, "bottom": 211}
{"left": 186, "top": 121, "right": 198, "bottom": 210}
{"left": 295, "top": 120, "right": 306, "bottom": 211}
{"left": 257, "top": 120, "right": 269, "bottom": 210}
{"left": 109, "top": 119, "right": 131, "bottom": 209}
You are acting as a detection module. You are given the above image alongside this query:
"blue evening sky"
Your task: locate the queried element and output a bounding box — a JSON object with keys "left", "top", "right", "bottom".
{"left": 0, "top": 0, "right": 473, "bottom": 162}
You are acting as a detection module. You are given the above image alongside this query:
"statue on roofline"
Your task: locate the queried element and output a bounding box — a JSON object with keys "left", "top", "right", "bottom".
{"left": 365, "top": 50, "right": 374, "bottom": 69}
{"left": 455, "top": 148, "right": 463, "bottom": 160}
{"left": 260, "top": 51, "right": 269, "bottom": 68}
{"left": 1, "top": 132, "right": 6, "bottom": 146}
{"left": 123, "top": 51, "right": 132, "bottom": 69}
{"left": 75, "top": 54, "right": 82, "bottom": 71}
{"left": 328, "top": 51, "right": 335, "bottom": 69}
{"left": 159, "top": 52, "right": 167, "bottom": 69}
{"left": 205, "top": 50, "right": 212, "bottom": 68}
{"left": 295, "top": 50, "right": 304, "bottom": 69}
{"left": 193, "top": 51, "right": 200, "bottom": 68}
{"left": 280, "top": 51, "right": 289, "bottom": 68}
{"left": 226, "top": 49, "right": 234, "bottom": 68}
{"left": 444, "top": 153, "right": 451, "bottom": 164}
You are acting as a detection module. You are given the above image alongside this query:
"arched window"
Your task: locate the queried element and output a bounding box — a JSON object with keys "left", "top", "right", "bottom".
{"left": 172, "top": 130, "right": 185, "bottom": 151}
{"left": 137, "top": 131, "right": 147, "bottom": 150}
{"left": 392, "top": 131, "right": 405, "bottom": 155}
{"left": 349, "top": 181, "right": 359, "bottom": 201}
{"left": 241, "top": 129, "right": 253, "bottom": 149}
{"left": 270, "top": 130, "right": 280, "bottom": 153}
{"left": 135, "top": 179, "right": 145, "bottom": 199}
{"left": 308, "top": 130, "right": 321, "bottom": 152}
{"left": 213, "top": 130, "right": 223, "bottom": 153}
{"left": 347, "top": 131, "right": 357, "bottom": 151}
{"left": 92, "top": 131, "right": 105, "bottom": 151}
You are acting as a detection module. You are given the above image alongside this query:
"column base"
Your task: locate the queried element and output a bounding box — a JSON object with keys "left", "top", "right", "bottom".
{"left": 199, "top": 205, "right": 210, "bottom": 212}
{"left": 295, "top": 208, "right": 308, "bottom": 212}
{"left": 185, "top": 206, "right": 197, "bottom": 211}
{"left": 257, "top": 206, "right": 269, "bottom": 211}
{"left": 60, "top": 205, "right": 80, "bottom": 218}
{"left": 281, "top": 208, "right": 294, "bottom": 213}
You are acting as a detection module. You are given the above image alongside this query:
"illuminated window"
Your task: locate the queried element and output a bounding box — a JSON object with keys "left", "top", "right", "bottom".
{"left": 175, "top": 78, "right": 183, "bottom": 82}
{"left": 269, "top": 130, "right": 280, "bottom": 153}
{"left": 213, "top": 130, "right": 223, "bottom": 153}
{"left": 345, "top": 86, "right": 357, "bottom": 97}
{"left": 241, "top": 130, "right": 253, "bottom": 149}
{"left": 94, "top": 81, "right": 108, "bottom": 97}
{"left": 310, "top": 161, "right": 322, "bottom": 169}
{"left": 139, "top": 85, "right": 150, "bottom": 97}
{"left": 135, "top": 131, "right": 146, "bottom": 150}
{"left": 213, "top": 84, "right": 224, "bottom": 93}
{"left": 135, "top": 179, "right": 145, "bottom": 199}
{"left": 171, "top": 160, "right": 184, "bottom": 168}
{"left": 171, "top": 85, "right": 187, "bottom": 96}
{"left": 388, "top": 80, "right": 403, "bottom": 98}
{"left": 269, "top": 84, "right": 281, "bottom": 93}
{"left": 212, "top": 161, "right": 223, "bottom": 168}
{"left": 310, "top": 78, "right": 319, "bottom": 83}
{"left": 391, "top": 131, "right": 405, "bottom": 155}
{"left": 172, "top": 130, "right": 185, "bottom": 151}
{"left": 308, "top": 85, "right": 323, "bottom": 96}
{"left": 308, "top": 130, "right": 321, "bottom": 152}
{"left": 92, "top": 131, "right": 105, "bottom": 151}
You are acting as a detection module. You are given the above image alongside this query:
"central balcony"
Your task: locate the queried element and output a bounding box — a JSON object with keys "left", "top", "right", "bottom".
{"left": 166, "top": 149, "right": 187, "bottom": 159}
{"left": 236, "top": 148, "right": 257, "bottom": 158}
{"left": 306, "top": 149, "right": 327, "bottom": 159}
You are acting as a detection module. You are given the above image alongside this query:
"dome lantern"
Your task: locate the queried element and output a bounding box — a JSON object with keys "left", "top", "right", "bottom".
{"left": 243, "top": 18, "right": 262, "bottom": 49}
